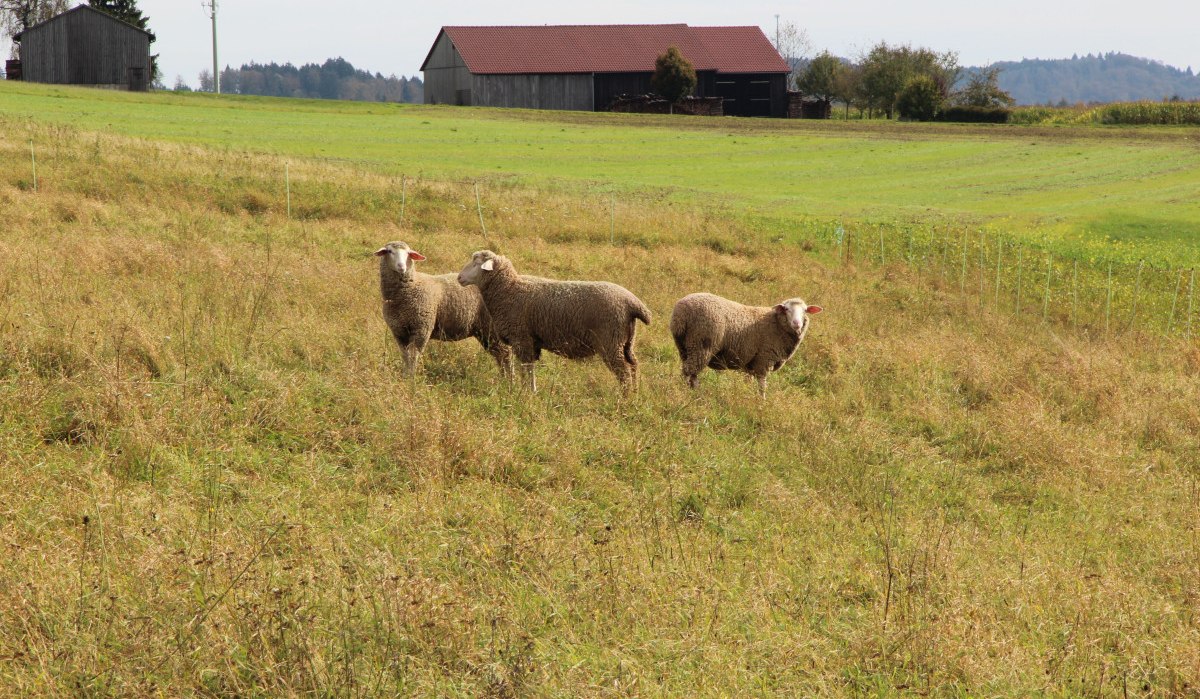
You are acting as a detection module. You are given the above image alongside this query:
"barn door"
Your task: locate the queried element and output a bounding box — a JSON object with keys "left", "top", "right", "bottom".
{"left": 128, "top": 66, "right": 146, "bottom": 91}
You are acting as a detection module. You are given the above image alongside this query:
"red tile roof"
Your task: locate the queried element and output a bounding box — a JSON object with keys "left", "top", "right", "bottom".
{"left": 422, "top": 24, "right": 789, "bottom": 75}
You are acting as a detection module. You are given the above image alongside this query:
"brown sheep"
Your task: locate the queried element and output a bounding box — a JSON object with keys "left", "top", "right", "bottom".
{"left": 457, "top": 250, "right": 651, "bottom": 392}
{"left": 670, "top": 292, "right": 822, "bottom": 396}
{"left": 376, "top": 241, "right": 512, "bottom": 378}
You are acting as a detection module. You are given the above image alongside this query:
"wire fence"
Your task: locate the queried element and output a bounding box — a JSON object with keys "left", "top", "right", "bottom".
{"left": 12, "top": 131, "right": 1197, "bottom": 344}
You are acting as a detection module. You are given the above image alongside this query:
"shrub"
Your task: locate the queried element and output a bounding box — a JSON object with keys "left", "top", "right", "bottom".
{"left": 937, "top": 106, "right": 1011, "bottom": 123}
{"left": 651, "top": 46, "right": 698, "bottom": 106}
{"left": 896, "top": 75, "right": 943, "bottom": 121}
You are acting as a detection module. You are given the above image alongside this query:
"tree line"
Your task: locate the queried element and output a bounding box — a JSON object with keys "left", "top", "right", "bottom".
{"left": 793, "top": 42, "right": 1013, "bottom": 121}
{"left": 984, "top": 53, "right": 1200, "bottom": 105}
{"left": 181, "top": 58, "right": 423, "bottom": 104}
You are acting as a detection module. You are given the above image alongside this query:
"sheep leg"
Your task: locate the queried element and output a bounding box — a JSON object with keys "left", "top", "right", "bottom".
{"left": 521, "top": 363, "right": 537, "bottom": 393}
{"left": 755, "top": 373, "right": 769, "bottom": 398}
{"left": 680, "top": 341, "right": 712, "bottom": 389}
{"left": 478, "top": 334, "right": 515, "bottom": 380}
{"left": 602, "top": 351, "right": 634, "bottom": 391}
{"left": 402, "top": 344, "right": 421, "bottom": 378}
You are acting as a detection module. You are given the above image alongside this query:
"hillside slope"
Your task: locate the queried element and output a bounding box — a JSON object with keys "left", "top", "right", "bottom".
{"left": 976, "top": 52, "right": 1200, "bottom": 104}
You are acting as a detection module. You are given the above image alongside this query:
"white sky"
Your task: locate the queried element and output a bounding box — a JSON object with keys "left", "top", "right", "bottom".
{"left": 132, "top": 0, "right": 1199, "bottom": 87}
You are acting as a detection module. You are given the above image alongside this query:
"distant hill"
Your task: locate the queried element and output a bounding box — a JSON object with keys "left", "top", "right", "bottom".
{"left": 970, "top": 53, "right": 1200, "bottom": 105}
{"left": 211, "top": 58, "right": 423, "bottom": 104}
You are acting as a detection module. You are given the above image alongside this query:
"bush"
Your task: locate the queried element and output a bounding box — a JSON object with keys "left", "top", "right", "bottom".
{"left": 895, "top": 75, "right": 944, "bottom": 121}
{"left": 651, "top": 46, "right": 698, "bottom": 106}
{"left": 936, "top": 106, "right": 1011, "bottom": 123}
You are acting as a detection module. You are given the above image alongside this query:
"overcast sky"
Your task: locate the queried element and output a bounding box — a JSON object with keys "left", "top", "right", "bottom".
{"left": 136, "top": 0, "right": 1198, "bottom": 87}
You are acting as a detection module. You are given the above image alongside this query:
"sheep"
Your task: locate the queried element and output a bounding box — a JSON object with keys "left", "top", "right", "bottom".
{"left": 456, "top": 250, "right": 652, "bottom": 392}
{"left": 375, "top": 241, "right": 513, "bottom": 378}
{"left": 670, "top": 292, "right": 822, "bottom": 396}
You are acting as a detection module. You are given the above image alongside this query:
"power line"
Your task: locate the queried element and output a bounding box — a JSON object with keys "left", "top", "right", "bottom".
{"left": 201, "top": 0, "right": 219, "bottom": 94}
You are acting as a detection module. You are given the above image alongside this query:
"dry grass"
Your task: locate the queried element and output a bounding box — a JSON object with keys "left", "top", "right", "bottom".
{"left": 1, "top": 121, "right": 1198, "bottom": 697}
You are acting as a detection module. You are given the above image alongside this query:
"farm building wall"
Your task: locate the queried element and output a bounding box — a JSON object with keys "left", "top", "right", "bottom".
{"left": 593, "top": 71, "right": 716, "bottom": 112}
{"left": 18, "top": 7, "right": 150, "bottom": 90}
{"left": 472, "top": 74, "right": 593, "bottom": 111}
{"left": 712, "top": 73, "right": 788, "bottom": 118}
{"left": 423, "top": 32, "right": 474, "bottom": 105}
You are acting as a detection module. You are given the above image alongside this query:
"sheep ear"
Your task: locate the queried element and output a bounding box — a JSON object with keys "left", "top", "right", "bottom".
{"left": 374, "top": 247, "right": 389, "bottom": 257}
{"left": 774, "top": 304, "right": 788, "bottom": 314}
{"left": 481, "top": 259, "right": 495, "bottom": 271}
{"left": 408, "top": 251, "right": 426, "bottom": 261}
{"left": 805, "top": 305, "right": 823, "bottom": 315}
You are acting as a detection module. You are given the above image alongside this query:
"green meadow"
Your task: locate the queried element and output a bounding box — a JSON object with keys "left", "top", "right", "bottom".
{"left": 2, "top": 81, "right": 1199, "bottom": 264}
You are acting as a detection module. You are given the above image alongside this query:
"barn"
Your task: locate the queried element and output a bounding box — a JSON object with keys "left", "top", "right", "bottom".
{"left": 12, "top": 5, "right": 153, "bottom": 91}
{"left": 421, "top": 24, "right": 791, "bottom": 118}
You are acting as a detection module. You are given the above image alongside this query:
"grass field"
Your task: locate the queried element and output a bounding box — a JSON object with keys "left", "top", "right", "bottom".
{"left": 1, "top": 85, "right": 1200, "bottom": 695}
{"left": 2, "top": 81, "right": 1199, "bottom": 265}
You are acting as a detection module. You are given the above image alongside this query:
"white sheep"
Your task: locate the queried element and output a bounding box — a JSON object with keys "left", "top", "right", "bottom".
{"left": 670, "top": 292, "right": 822, "bottom": 396}
{"left": 376, "top": 241, "right": 512, "bottom": 377}
{"left": 457, "top": 250, "right": 652, "bottom": 392}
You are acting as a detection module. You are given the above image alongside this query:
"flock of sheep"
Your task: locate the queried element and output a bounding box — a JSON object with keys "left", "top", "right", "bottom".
{"left": 376, "top": 241, "right": 823, "bottom": 396}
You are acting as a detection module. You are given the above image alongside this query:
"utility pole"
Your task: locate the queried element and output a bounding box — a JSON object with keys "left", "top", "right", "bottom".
{"left": 202, "top": 0, "right": 219, "bottom": 94}
{"left": 774, "top": 14, "right": 780, "bottom": 49}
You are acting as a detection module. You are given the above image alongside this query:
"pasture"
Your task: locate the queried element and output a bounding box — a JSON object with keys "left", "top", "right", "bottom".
{"left": 2, "top": 81, "right": 1199, "bottom": 265}
{"left": 1, "top": 84, "right": 1199, "bottom": 696}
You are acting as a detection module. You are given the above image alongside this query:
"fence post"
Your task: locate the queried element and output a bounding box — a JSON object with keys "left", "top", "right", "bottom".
{"left": 399, "top": 176, "right": 407, "bottom": 225}
{"left": 1126, "top": 260, "right": 1145, "bottom": 332}
{"left": 906, "top": 228, "right": 913, "bottom": 268}
{"left": 878, "top": 227, "right": 885, "bottom": 265}
{"left": 30, "top": 140, "right": 37, "bottom": 192}
{"left": 285, "top": 163, "right": 291, "bottom": 219}
{"left": 610, "top": 192, "right": 616, "bottom": 246}
{"left": 845, "top": 227, "right": 853, "bottom": 265}
{"left": 1167, "top": 268, "right": 1182, "bottom": 336}
{"left": 1188, "top": 269, "right": 1196, "bottom": 341}
{"left": 1105, "top": 263, "right": 1114, "bottom": 335}
{"left": 1071, "top": 260, "right": 1079, "bottom": 329}
{"left": 1042, "top": 255, "right": 1053, "bottom": 323}
{"left": 1016, "top": 246, "right": 1024, "bottom": 310}
{"left": 959, "top": 232, "right": 967, "bottom": 294}
{"left": 474, "top": 181, "right": 488, "bottom": 241}
{"left": 994, "top": 237, "right": 1003, "bottom": 307}
{"left": 978, "top": 231, "right": 985, "bottom": 304}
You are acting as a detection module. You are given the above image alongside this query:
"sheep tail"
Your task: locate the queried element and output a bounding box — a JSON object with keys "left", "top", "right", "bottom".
{"left": 630, "top": 298, "right": 652, "bottom": 326}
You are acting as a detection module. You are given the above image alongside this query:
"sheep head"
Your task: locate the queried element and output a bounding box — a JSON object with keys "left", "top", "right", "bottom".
{"left": 458, "top": 250, "right": 503, "bottom": 287}
{"left": 375, "top": 241, "right": 426, "bottom": 278}
{"left": 774, "top": 298, "right": 822, "bottom": 335}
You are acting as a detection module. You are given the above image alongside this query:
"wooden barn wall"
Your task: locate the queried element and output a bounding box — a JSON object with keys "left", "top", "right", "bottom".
{"left": 423, "top": 33, "right": 473, "bottom": 105}
{"left": 20, "top": 10, "right": 149, "bottom": 89}
{"left": 712, "top": 73, "right": 788, "bottom": 118}
{"left": 472, "top": 74, "right": 593, "bottom": 111}
{"left": 594, "top": 71, "right": 716, "bottom": 112}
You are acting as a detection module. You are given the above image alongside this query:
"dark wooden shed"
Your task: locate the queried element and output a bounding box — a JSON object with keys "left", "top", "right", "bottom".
{"left": 13, "top": 5, "right": 152, "bottom": 91}
{"left": 421, "top": 24, "right": 791, "bottom": 118}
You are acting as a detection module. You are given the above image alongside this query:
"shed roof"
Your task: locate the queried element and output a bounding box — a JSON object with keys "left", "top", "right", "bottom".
{"left": 421, "top": 24, "right": 789, "bottom": 75}
{"left": 14, "top": 4, "right": 154, "bottom": 41}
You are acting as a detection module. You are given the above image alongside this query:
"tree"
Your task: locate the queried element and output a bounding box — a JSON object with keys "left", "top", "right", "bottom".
{"left": 651, "top": 46, "right": 697, "bottom": 112}
{"left": 172, "top": 75, "right": 191, "bottom": 92}
{"left": 896, "top": 75, "right": 944, "bottom": 120}
{"left": 832, "top": 62, "right": 863, "bottom": 118}
{"left": 795, "top": 50, "right": 842, "bottom": 101}
{"left": 770, "top": 19, "right": 811, "bottom": 86}
{"left": 88, "top": 0, "right": 158, "bottom": 82}
{"left": 1, "top": 0, "right": 67, "bottom": 53}
{"left": 955, "top": 66, "right": 1015, "bottom": 108}
{"left": 857, "top": 41, "right": 958, "bottom": 119}
{"left": 197, "top": 69, "right": 213, "bottom": 93}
